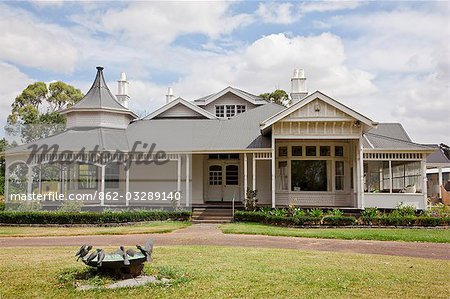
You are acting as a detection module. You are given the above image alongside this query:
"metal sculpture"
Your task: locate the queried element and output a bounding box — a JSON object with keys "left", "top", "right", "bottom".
{"left": 75, "top": 239, "right": 154, "bottom": 278}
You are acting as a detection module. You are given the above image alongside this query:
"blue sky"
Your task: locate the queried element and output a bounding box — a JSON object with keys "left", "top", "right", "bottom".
{"left": 0, "top": 1, "right": 448, "bottom": 143}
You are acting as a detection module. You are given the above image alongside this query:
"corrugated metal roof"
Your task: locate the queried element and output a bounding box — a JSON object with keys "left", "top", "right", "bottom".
{"left": 366, "top": 123, "right": 411, "bottom": 142}
{"left": 427, "top": 146, "right": 450, "bottom": 165}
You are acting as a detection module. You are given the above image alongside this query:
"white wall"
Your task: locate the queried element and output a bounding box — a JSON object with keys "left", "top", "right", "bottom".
{"left": 201, "top": 93, "right": 257, "bottom": 115}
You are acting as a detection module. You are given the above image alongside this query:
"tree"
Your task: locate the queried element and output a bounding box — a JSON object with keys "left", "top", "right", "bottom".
{"left": 6, "top": 81, "right": 84, "bottom": 142}
{"left": 259, "top": 89, "right": 290, "bottom": 107}
{"left": 440, "top": 143, "right": 450, "bottom": 160}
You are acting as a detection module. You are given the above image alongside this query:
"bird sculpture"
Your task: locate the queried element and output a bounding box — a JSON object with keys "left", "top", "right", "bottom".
{"left": 136, "top": 239, "right": 154, "bottom": 262}
{"left": 75, "top": 244, "right": 92, "bottom": 261}
{"left": 119, "top": 245, "right": 130, "bottom": 265}
{"left": 97, "top": 249, "right": 105, "bottom": 267}
{"left": 86, "top": 248, "right": 102, "bottom": 264}
{"left": 126, "top": 248, "right": 136, "bottom": 257}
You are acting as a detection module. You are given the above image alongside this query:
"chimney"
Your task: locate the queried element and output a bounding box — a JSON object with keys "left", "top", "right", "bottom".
{"left": 166, "top": 87, "right": 174, "bottom": 104}
{"left": 116, "top": 72, "right": 130, "bottom": 108}
{"left": 290, "top": 68, "right": 307, "bottom": 103}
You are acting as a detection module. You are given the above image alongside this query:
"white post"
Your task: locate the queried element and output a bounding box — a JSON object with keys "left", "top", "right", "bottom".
{"left": 252, "top": 153, "right": 256, "bottom": 191}
{"left": 125, "top": 164, "right": 130, "bottom": 207}
{"left": 359, "top": 140, "right": 364, "bottom": 208}
{"left": 244, "top": 153, "right": 248, "bottom": 197}
{"left": 271, "top": 135, "right": 276, "bottom": 208}
{"left": 100, "top": 165, "right": 105, "bottom": 206}
{"left": 177, "top": 154, "right": 181, "bottom": 192}
{"left": 389, "top": 160, "right": 393, "bottom": 193}
{"left": 185, "top": 154, "right": 190, "bottom": 207}
{"left": 4, "top": 166, "right": 9, "bottom": 202}
{"left": 438, "top": 167, "right": 443, "bottom": 198}
{"left": 422, "top": 158, "right": 428, "bottom": 208}
{"left": 356, "top": 140, "right": 362, "bottom": 209}
{"left": 27, "top": 166, "right": 32, "bottom": 195}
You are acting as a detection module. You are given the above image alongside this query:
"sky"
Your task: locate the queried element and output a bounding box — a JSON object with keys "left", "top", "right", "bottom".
{"left": 0, "top": 1, "right": 449, "bottom": 144}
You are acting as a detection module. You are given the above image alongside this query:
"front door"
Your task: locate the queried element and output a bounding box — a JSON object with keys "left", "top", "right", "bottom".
{"left": 207, "top": 162, "right": 240, "bottom": 201}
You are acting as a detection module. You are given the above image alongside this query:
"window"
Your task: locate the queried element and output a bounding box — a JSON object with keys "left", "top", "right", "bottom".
{"left": 105, "top": 163, "right": 120, "bottom": 189}
{"left": 335, "top": 146, "right": 344, "bottom": 157}
{"left": 277, "top": 161, "right": 288, "bottom": 190}
{"left": 335, "top": 161, "right": 344, "bottom": 191}
{"left": 291, "top": 160, "right": 327, "bottom": 191}
{"left": 292, "top": 146, "right": 302, "bottom": 157}
{"left": 225, "top": 165, "right": 239, "bottom": 185}
{"left": 226, "top": 105, "right": 235, "bottom": 118}
{"left": 391, "top": 161, "right": 421, "bottom": 192}
{"left": 78, "top": 164, "right": 98, "bottom": 189}
{"left": 215, "top": 105, "right": 225, "bottom": 118}
{"left": 209, "top": 165, "right": 222, "bottom": 185}
{"left": 278, "top": 146, "right": 288, "bottom": 157}
{"left": 306, "top": 146, "right": 316, "bottom": 156}
{"left": 236, "top": 105, "right": 246, "bottom": 114}
{"left": 320, "top": 146, "right": 331, "bottom": 156}
{"left": 364, "top": 161, "right": 390, "bottom": 193}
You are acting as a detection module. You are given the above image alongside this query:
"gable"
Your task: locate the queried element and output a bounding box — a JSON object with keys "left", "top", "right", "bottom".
{"left": 155, "top": 103, "right": 208, "bottom": 119}
{"left": 261, "top": 91, "right": 377, "bottom": 135}
{"left": 144, "top": 97, "right": 217, "bottom": 120}
{"left": 282, "top": 98, "right": 355, "bottom": 121}
{"left": 194, "top": 86, "right": 265, "bottom": 106}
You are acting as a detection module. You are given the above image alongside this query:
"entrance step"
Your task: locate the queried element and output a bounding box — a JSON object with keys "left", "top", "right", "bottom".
{"left": 192, "top": 207, "right": 234, "bottom": 223}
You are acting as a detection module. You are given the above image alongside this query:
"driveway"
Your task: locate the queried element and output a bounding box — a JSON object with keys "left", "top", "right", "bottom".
{"left": 0, "top": 224, "right": 449, "bottom": 260}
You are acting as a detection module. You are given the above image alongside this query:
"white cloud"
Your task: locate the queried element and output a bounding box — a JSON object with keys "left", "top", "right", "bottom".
{"left": 299, "top": 1, "right": 361, "bottom": 13}
{"left": 72, "top": 2, "right": 253, "bottom": 46}
{"left": 0, "top": 4, "right": 80, "bottom": 73}
{"left": 256, "top": 2, "right": 299, "bottom": 24}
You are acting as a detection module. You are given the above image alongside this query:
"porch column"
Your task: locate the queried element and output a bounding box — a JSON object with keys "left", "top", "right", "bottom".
{"left": 125, "top": 163, "right": 130, "bottom": 207}
{"left": 100, "top": 165, "right": 105, "bottom": 206}
{"left": 27, "top": 165, "right": 32, "bottom": 195}
{"left": 356, "top": 140, "right": 362, "bottom": 209}
{"left": 4, "top": 166, "right": 9, "bottom": 202}
{"left": 38, "top": 165, "right": 42, "bottom": 195}
{"left": 244, "top": 153, "right": 248, "bottom": 196}
{"left": 389, "top": 161, "right": 393, "bottom": 193}
{"left": 252, "top": 153, "right": 256, "bottom": 191}
{"left": 422, "top": 158, "right": 428, "bottom": 208}
{"left": 438, "top": 167, "right": 443, "bottom": 198}
{"left": 177, "top": 154, "right": 181, "bottom": 192}
{"left": 185, "top": 154, "right": 190, "bottom": 207}
{"left": 271, "top": 134, "right": 276, "bottom": 208}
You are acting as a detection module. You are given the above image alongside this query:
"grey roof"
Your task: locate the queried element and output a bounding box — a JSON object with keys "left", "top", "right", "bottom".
{"left": 7, "top": 127, "right": 129, "bottom": 154}
{"left": 193, "top": 86, "right": 265, "bottom": 104}
{"left": 70, "top": 67, "right": 129, "bottom": 111}
{"left": 426, "top": 146, "right": 450, "bottom": 165}
{"left": 126, "top": 102, "right": 285, "bottom": 152}
{"left": 364, "top": 123, "right": 434, "bottom": 151}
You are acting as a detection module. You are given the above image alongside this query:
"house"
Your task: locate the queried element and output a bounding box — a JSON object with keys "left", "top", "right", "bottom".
{"left": 4, "top": 67, "right": 435, "bottom": 211}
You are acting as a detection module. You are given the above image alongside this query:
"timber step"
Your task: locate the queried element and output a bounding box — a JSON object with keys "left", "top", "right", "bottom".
{"left": 192, "top": 207, "right": 234, "bottom": 223}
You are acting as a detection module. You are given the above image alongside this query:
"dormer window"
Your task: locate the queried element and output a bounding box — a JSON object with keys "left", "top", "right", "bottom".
{"left": 215, "top": 104, "right": 247, "bottom": 118}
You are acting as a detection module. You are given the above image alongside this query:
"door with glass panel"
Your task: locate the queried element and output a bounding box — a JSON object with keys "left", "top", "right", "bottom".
{"left": 207, "top": 163, "right": 239, "bottom": 201}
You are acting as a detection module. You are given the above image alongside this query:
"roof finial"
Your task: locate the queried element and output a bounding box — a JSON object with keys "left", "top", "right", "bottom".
{"left": 96, "top": 66, "right": 104, "bottom": 71}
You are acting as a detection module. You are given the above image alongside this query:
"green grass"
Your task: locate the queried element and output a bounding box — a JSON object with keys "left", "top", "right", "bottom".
{"left": 220, "top": 222, "right": 450, "bottom": 243}
{"left": 0, "top": 221, "right": 191, "bottom": 237}
{"left": 0, "top": 245, "right": 448, "bottom": 298}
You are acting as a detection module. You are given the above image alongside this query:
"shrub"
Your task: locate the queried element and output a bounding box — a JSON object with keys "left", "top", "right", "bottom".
{"left": 0, "top": 201, "right": 4, "bottom": 211}
{"left": 361, "top": 207, "right": 379, "bottom": 225}
{"left": 292, "top": 208, "right": 306, "bottom": 217}
{"left": 294, "top": 215, "right": 321, "bottom": 226}
{"left": 322, "top": 215, "right": 356, "bottom": 226}
{"left": 415, "top": 216, "right": 443, "bottom": 227}
{"left": 270, "top": 208, "right": 287, "bottom": 217}
{"left": 392, "top": 203, "right": 416, "bottom": 217}
{"left": 58, "top": 200, "right": 84, "bottom": 212}
{"left": 372, "top": 214, "right": 416, "bottom": 226}
{"left": 423, "top": 203, "right": 450, "bottom": 218}
{"left": 327, "top": 209, "right": 344, "bottom": 216}
{"left": 307, "top": 208, "right": 324, "bottom": 218}
{"left": 0, "top": 210, "right": 191, "bottom": 224}
{"left": 244, "top": 189, "right": 258, "bottom": 211}
{"left": 234, "top": 210, "right": 265, "bottom": 223}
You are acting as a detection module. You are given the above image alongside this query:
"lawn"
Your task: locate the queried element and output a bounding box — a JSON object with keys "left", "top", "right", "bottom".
{"left": 220, "top": 222, "right": 450, "bottom": 243}
{"left": 0, "top": 221, "right": 190, "bottom": 237}
{"left": 0, "top": 245, "right": 448, "bottom": 298}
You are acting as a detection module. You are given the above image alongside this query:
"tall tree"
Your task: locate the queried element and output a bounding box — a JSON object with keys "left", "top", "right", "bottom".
{"left": 259, "top": 89, "right": 290, "bottom": 107}
{"left": 6, "top": 81, "right": 84, "bottom": 142}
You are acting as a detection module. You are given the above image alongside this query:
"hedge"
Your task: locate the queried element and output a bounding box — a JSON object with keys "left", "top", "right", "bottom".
{"left": 0, "top": 210, "right": 191, "bottom": 224}
{"left": 234, "top": 210, "right": 449, "bottom": 227}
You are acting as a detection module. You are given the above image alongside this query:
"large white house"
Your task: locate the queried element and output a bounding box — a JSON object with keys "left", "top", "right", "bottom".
{"left": 5, "top": 67, "right": 435, "bottom": 211}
